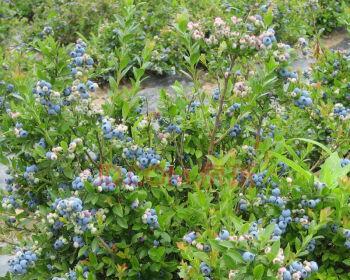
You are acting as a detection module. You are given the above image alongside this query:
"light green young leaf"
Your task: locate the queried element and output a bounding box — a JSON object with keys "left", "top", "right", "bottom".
{"left": 253, "top": 264, "right": 265, "bottom": 280}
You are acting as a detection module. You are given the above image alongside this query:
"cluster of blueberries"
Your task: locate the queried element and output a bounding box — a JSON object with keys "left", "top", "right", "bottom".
{"left": 6, "top": 83, "right": 14, "bottom": 93}
{"left": 76, "top": 210, "right": 94, "bottom": 232}
{"left": 279, "top": 68, "right": 298, "bottom": 80}
{"left": 52, "top": 268, "right": 87, "bottom": 280}
{"left": 121, "top": 169, "right": 139, "bottom": 191}
{"left": 0, "top": 82, "right": 14, "bottom": 110}
{"left": 53, "top": 237, "right": 67, "bottom": 250}
{"left": 212, "top": 88, "right": 220, "bottom": 101}
{"left": 301, "top": 198, "right": 321, "bottom": 209}
{"left": 69, "top": 39, "right": 94, "bottom": 77}
{"left": 68, "top": 268, "right": 86, "bottom": 279}
{"left": 170, "top": 175, "right": 182, "bottom": 187}
{"left": 252, "top": 170, "right": 268, "bottom": 188}
{"left": 101, "top": 118, "right": 127, "bottom": 140}
{"left": 261, "top": 28, "right": 276, "bottom": 47}
{"left": 2, "top": 177, "right": 20, "bottom": 210}
{"left": 199, "top": 262, "right": 212, "bottom": 279}
{"left": 72, "top": 236, "right": 85, "bottom": 248}
{"left": 1, "top": 82, "right": 23, "bottom": 112}
{"left": 51, "top": 220, "right": 64, "bottom": 232}
{"left": 292, "top": 88, "right": 313, "bottom": 109}
{"left": 227, "top": 102, "right": 241, "bottom": 116}
{"left": 265, "top": 183, "right": 286, "bottom": 208}
{"left": 270, "top": 209, "right": 292, "bottom": 240}
{"left": 61, "top": 80, "right": 96, "bottom": 101}
{"left": 33, "top": 80, "right": 62, "bottom": 115}
{"left": 142, "top": 208, "right": 159, "bottom": 230}
{"left": 23, "top": 164, "right": 38, "bottom": 182}
{"left": 343, "top": 229, "right": 350, "bottom": 249}
{"left": 333, "top": 103, "right": 350, "bottom": 120}
{"left": 243, "top": 145, "right": 256, "bottom": 163}
{"left": 122, "top": 147, "right": 161, "bottom": 169}
{"left": 306, "top": 239, "right": 316, "bottom": 252}
{"left": 183, "top": 231, "right": 197, "bottom": 244}
{"left": 76, "top": 81, "right": 98, "bottom": 99}
{"left": 293, "top": 212, "right": 311, "bottom": 230}
{"left": 166, "top": 123, "right": 182, "bottom": 134}
{"left": 238, "top": 197, "right": 248, "bottom": 211}
{"left": 183, "top": 231, "right": 212, "bottom": 252}
{"left": 93, "top": 175, "right": 116, "bottom": 192}
{"left": 8, "top": 250, "right": 37, "bottom": 275}
{"left": 4, "top": 177, "right": 14, "bottom": 192}
{"left": 260, "top": 124, "right": 276, "bottom": 139}
{"left": 39, "top": 26, "right": 53, "bottom": 38}
{"left": 27, "top": 192, "right": 38, "bottom": 209}
{"left": 15, "top": 122, "right": 28, "bottom": 138}
{"left": 277, "top": 161, "right": 289, "bottom": 176}
{"left": 229, "top": 124, "right": 242, "bottom": 138}
{"left": 52, "top": 197, "right": 83, "bottom": 218}
{"left": 1, "top": 195, "right": 19, "bottom": 209}
{"left": 188, "top": 101, "right": 201, "bottom": 113}
{"left": 281, "top": 260, "right": 318, "bottom": 280}
{"left": 72, "top": 176, "right": 86, "bottom": 190}
{"left": 46, "top": 150, "right": 57, "bottom": 160}
{"left": 248, "top": 222, "right": 260, "bottom": 239}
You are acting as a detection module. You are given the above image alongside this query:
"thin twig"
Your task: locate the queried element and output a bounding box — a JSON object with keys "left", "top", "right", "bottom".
{"left": 96, "top": 131, "right": 104, "bottom": 165}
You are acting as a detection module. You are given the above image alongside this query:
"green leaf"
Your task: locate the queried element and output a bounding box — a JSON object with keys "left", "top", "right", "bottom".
{"left": 253, "top": 264, "right": 265, "bottom": 280}
{"left": 190, "top": 51, "right": 200, "bottom": 66}
{"left": 320, "top": 152, "right": 350, "bottom": 188}
{"left": 89, "top": 252, "right": 98, "bottom": 266}
{"left": 268, "top": 239, "right": 280, "bottom": 262}
{"left": 78, "top": 246, "right": 88, "bottom": 258}
{"left": 195, "top": 150, "right": 203, "bottom": 159}
{"left": 91, "top": 238, "right": 99, "bottom": 253}
{"left": 295, "top": 237, "right": 301, "bottom": 251}
{"left": 271, "top": 152, "right": 312, "bottom": 180}
{"left": 176, "top": 14, "right": 189, "bottom": 33}
{"left": 292, "top": 138, "right": 331, "bottom": 155}
{"left": 60, "top": 141, "right": 68, "bottom": 151}
{"left": 218, "top": 41, "right": 227, "bottom": 56}
{"left": 117, "top": 217, "right": 128, "bottom": 229}
{"left": 189, "top": 165, "right": 199, "bottom": 181}
{"left": 263, "top": 8, "right": 273, "bottom": 26}
{"left": 85, "top": 182, "right": 94, "bottom": 193}
{"left": 122, "top": 102, "right": 130, "bottom": 120}
{"left": 148, "top": 247, "right": 165, "bottom": 262}
{"left": 63, "top": 167, "right": 74, "bottom": 179}
{"left": 225, "top": 250, "right": 243, "bottom": 264}
{"left": 113, "top": 204, "right": 123, "bottom": 217}
{"left": 109, "top": 76, "right": 118, "bottom": 91}
{"left": 193, "top": 251, "right": 209, "bottom": 262}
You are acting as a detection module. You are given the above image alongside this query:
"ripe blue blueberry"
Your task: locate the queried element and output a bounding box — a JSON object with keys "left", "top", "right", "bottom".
{"left": 242, "top": 251, "right": 255, "bottom": 262}
{"left": 219, "top": 229, "right": 230, "bottom": 240}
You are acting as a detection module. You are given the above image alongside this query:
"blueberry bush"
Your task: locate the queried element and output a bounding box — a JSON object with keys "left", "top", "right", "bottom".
{"left": 0, "top": 1, "right": 350, "bottom": 280}
{"left": 1, "top": 0, "right": 350, "bottom": 77}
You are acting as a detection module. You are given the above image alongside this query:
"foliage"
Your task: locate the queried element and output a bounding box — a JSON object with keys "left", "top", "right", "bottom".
{"left": 1, "top": 0, "right": 350, "bottom": 78}
{"left": 0, "top": 2, "right": 350, "bottom": 280}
